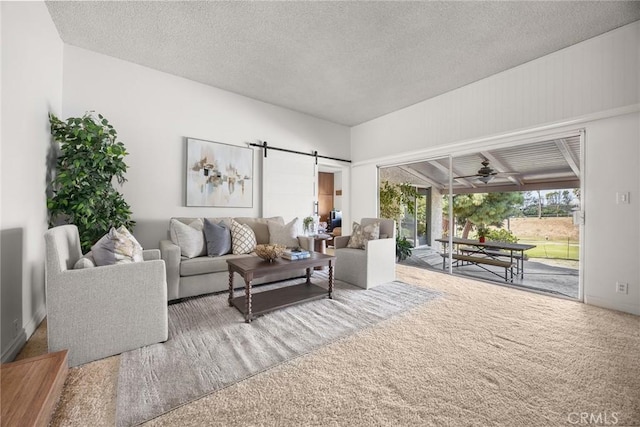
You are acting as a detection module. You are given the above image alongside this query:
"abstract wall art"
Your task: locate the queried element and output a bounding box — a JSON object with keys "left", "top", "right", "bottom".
{"left": 186, "top": 138, "right": 253, "bottom": 207}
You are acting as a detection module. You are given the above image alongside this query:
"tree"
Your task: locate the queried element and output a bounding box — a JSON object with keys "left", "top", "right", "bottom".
{"left": 48, "top": 112, "right": 135, "bottom": 252}
{"left": 537, "top": 190, "right": 542, "bottom": 218}
{"left": 443, "top": 192, "right": 524, "bottom": 238}
{"left": 542, "top": 189, "right": 576, "bottom": 217}
{"left": 546, "top": 191, "right": 561, "bottom": 206}
{"left": 416, "top": 194, "right": 427, "bottom": 239}
{"left": 379, "top": 180, "right": 419, "bottom": 261}
{"left": 379, "top": 180, "right": 418, "bottom": 234}
{"left": 521, "top": 191, "right": 543, "bottom": 218}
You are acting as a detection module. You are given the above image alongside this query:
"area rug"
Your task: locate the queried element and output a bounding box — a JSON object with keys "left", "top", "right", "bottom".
{"left": 116, "top": 275, "right": 440, "bottom": 426}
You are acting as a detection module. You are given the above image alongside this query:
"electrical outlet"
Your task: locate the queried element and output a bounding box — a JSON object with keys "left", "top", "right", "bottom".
{"left": 616, "top": 282, "right": 628, "bottom": 294}
{"left": 12, "top": 319, "right": 19, "bottom": 338}
{"left": 616, "top": 192, "right": 630, "bottom": 204}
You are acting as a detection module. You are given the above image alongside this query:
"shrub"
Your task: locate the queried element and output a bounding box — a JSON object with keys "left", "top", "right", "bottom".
{"left": 486, "top": 228, "right": 518, "bottom": 243}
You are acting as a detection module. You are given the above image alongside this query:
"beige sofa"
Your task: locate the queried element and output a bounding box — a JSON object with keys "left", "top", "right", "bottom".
{"left": 159, "top": 217, "right": 313, "bottom": 301}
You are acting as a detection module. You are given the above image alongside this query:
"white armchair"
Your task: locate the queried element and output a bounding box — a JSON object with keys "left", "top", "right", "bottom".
{"left": 334, "top": 218, "right": 396, "bottom": 289}
{"left": 44, "top": 225, "right": 168, "bottom": 367}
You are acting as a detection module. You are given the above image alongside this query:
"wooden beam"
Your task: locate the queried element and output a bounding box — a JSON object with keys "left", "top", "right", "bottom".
{"left": 555, "top": 139, "right": 580, "bottom": 177}
{"left": 427, "top": 160, "right": 477, "bottom": 188}
{"left": 447, "top": 179, "right": 580, "bottom": 195}
{"left": 398, "top": 166, "right": 444, "bottom": 191}
{"left": 480, "top": 151, "right": 523, "bottom": 186}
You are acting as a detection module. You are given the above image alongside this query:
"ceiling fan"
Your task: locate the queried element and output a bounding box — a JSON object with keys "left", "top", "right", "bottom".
{"left": 454, "top": 160, "right": 518, "bottom": 184}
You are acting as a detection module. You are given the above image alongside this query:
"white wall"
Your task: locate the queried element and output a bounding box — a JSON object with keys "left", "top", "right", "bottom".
{"left": 333, "top": 172, "right": 342, "bottom": 211}
{"left": 351, "top": 21, "right": 639, "bottom": 163}
{"left": 0, "top": 2, "right": 63, "bottom": 361}
{"left": 583, "top": 112, "right": 639, "bottom": 315}
{"left": 350, "top": 22, "right": 640, "bottom": 315}
{"left": 62, "top": 46, "right": 350, "bottom": 248}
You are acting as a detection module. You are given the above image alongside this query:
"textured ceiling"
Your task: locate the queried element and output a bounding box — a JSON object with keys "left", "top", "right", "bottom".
{"left": 46, "top": 1, "right": 640, "bottom": 126}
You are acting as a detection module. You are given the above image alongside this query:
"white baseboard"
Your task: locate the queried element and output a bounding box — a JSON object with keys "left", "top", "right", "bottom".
{"left": 0, "top": 304, "right": 46, "bottom": 363}
{"left": 1, "top": 329, "right": 27, "bottom": 363}
{"left": 24, "top": 304, "right": 47, "bottom": 338}
{"left": 585, "top": 295, "right": 640, "bottom": 316}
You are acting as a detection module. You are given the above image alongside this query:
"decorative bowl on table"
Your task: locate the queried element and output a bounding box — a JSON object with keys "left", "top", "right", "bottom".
{"left": 254, "top": 244, "right": 286, "bottom": 262}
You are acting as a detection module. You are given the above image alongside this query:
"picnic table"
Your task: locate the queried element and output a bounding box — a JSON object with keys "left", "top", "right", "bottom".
{"left": 436, "top": 237, "right": 537, "bottom": 282}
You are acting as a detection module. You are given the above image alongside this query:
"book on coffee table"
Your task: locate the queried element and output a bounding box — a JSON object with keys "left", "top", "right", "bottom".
{"left": 282, "top": 249, "right": 311, "bottom": 260}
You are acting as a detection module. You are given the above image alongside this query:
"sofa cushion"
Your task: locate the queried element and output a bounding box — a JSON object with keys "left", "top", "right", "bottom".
{"left": 170, "top": 218, "right": 206, "bottom": 258}
{"left": 180, "top": 253, "right": 253, "bottom": 276}
{"left": 203, "top": 219, "right": 231, "bottom": 256}
{"left": 172, "top": 217, "right": 232, "bottom": 228}
{"left": 91, "top": 226, "right": 144, "bottom": 266}
{"left": 235, "top": 216, "right": 283, "bottom": 245}
{"left": 268, "top": 217, "right": 300, "bottom": 248}
{"left": 231, "top": 220, "right": 257, "bottom": 254}
{"left": 73, "top": 251, "right": 96, "bottom": 269}
{"left": 347, "top": 221, "right": 380, "bottom": 249}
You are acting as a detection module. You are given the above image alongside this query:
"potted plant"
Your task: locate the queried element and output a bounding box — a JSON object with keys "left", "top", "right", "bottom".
{"left": 302, "top": 216, "right": 315, "bottom": 236}
{"left": 476, "top": 224, "right": 489, "bottom": 243}
{"left": 379, "top": 180, "right": 419, "bottom": 261}
{"left": 47, "top": 112, "right": 135, "bottom": 252}
{"left": 395, "top": 236, "right": 413, "bottom": 261}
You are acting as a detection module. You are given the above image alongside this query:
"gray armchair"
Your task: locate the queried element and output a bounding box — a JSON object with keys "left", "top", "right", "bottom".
{"left": 44, "top": 225, "right": 168, "bottom": 367}
{"left": 334, "top": 218, "right": 396, "bottom": 289}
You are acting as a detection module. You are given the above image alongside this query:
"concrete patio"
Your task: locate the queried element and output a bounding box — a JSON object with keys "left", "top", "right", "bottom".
{"left": 401, "top": 246, "right": 580, "bottom": 299}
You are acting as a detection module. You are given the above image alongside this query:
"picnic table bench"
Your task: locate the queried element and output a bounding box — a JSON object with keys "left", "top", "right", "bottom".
{"left": 441, "top": 253, "right": 514, "bottom": 282}
{"left": 436, "top": 237, "right": 537, "bottom": 281}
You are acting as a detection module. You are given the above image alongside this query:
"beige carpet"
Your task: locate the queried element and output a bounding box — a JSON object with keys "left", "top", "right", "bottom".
{"left": 117, "top": 280, "right": 438, "bottom": 426}
{"left": 18, "top": 265, "right": 640, "bottom": 426}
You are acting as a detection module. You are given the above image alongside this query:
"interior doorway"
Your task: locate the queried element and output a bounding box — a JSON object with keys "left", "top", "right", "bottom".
{"left": 316, "top": 163, "right": 347, "bottom": 235}
{"left": 317, "top": 172, "right": 334, "bottom": 225}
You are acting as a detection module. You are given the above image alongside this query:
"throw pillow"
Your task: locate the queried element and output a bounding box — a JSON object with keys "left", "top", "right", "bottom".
{"left": 73, "top": 251, "right": 96, "bottom": 269}
{"left": 347, "top": 221, "right": 381, "bottom": 249}
{"left": 203, "top": 219, "right": 232, "bottom": 257}
{"left": 91, "top": 226, "right": 144, "bottom": 266}
{"left": 267, "top": 217, "right": 300, "bottom": 248}
{"left": 115, "top": 226, "right": 144, "bottom": 262}
{"left": 231, "top": 220, "right": 257, "bottom": 255}
{"left": 170, "top": 218, "right": 206, "bottom": 258}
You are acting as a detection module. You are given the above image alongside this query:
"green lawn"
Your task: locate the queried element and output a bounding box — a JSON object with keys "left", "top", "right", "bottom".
{"left": 520, "top": 239, "right": 579, "bottom": 260}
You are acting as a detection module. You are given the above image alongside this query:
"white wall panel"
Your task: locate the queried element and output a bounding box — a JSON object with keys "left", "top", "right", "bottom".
{"left": 582, "top": 112, "right": 639, "bottom": 315}
{"left": 349, "top": 164, "right": 380, "bottom": 234}
{"left": 62, "top": 46, "right": 350, "bottom": 248}
{"left": 262, "top": 150, "right": 316, "bottom": 224}
{"left": 1, "top": 2, "right": 63, "bottom": 360}
{"left": 352, "top": 22, "right": 640, "bottom": 163}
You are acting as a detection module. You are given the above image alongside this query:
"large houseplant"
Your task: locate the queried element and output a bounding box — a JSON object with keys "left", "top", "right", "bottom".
{"left": 47, "top": 112, "right": 135, "bottom": 252}
{"left": 379, "top": 180, "right": 419, "bottom": 261}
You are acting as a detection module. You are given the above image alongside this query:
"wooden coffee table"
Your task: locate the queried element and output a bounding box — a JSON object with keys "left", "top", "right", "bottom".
{"left": 227, "top": 252, "right": 335, "bottom": 323}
